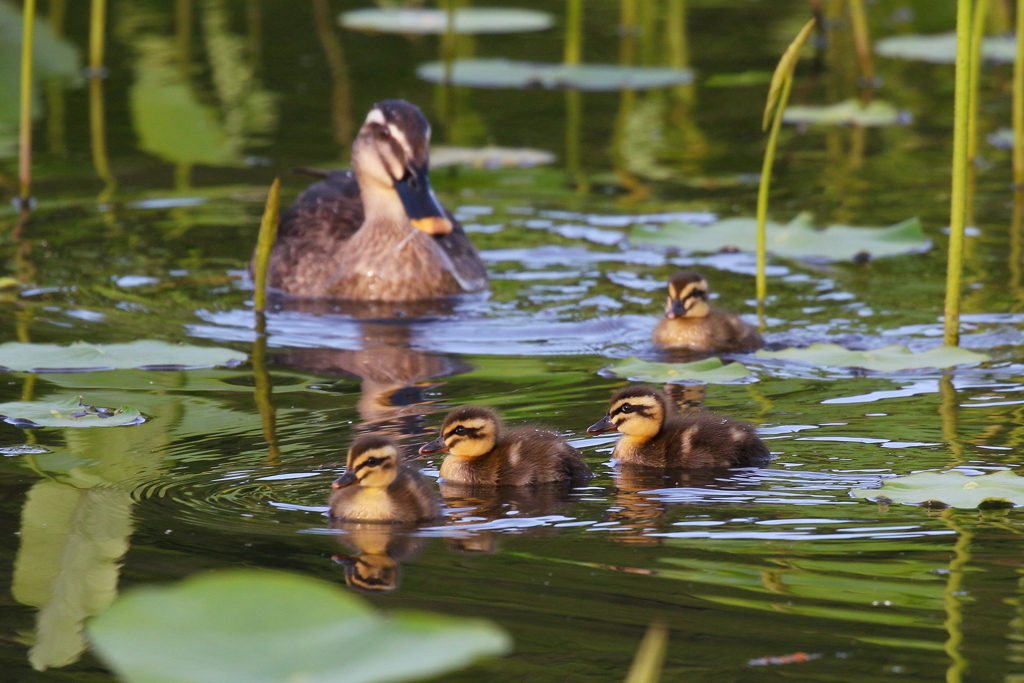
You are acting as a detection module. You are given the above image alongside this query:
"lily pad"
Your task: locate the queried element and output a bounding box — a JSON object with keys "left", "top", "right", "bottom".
{"left": 431, "top": 145, "right": 555, "bottom": 169}
{"left": 851, "top": 470, "right": 1024, "bottom": 508}
{"left": 340, "top": 8, "right": 553, "bottom": 34}
{"left": 0, "top": 397, "right": 144, "bottom": 428}
{"left": 629, "top": 212, "right": 930, "bottom": 261}
{"left": 602, "top": 356, "right": 750, "bottom": 384}
{"left": 783, "top": 99, "right": 907, "bottom": 127}
{"left": 0, "top": 341, "right": 246, "bottom": 373}
{"left": 416, "top": 59, "right": 695, "bottom": 91}
{"left": 87, "top": 570, "right": 511, "bottom": 683}
{"left": 875, "top": 32, "right": 1016, "bottom": 64}
{"left": 755, "top": 344, "right": 987, "bottom": 372}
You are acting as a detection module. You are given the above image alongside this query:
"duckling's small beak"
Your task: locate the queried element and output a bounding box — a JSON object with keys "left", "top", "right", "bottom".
{"left": 332, "top": 471, "right": 358, "bottom": 489}
{"left": 418, "top": 436, "right": 449, "bottom": 455}
{"left": 394, "top": 164, "right": 453, "bottom": 236}
{"left": 587, "top": 415, "right": 617, "bottom": 435}
{"left": 666, "top": 300, "right": 687, "bottom": 320}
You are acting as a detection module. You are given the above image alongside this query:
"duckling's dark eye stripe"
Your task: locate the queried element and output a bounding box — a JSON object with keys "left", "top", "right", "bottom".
{"left": 444, "top": 426, "right": 482, "bottom": 440}
{"left": 611, "top": 405, "right": 654, "bottom": 418}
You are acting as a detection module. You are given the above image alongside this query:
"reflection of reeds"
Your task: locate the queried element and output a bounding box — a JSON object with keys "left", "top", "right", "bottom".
{"left": 18, "top": 0, "right": 37, "bottom": 206}
{"left": 624, "top": 621, "right": 668, "bottom": 683}
{"left": 564, "top": 0, "right": 586, "bottom": 190}
{"left": 253, "top": 313, "right": 281, "bottom": 463}
{"left": 89, "top": 0, "right": 116, "bottom": 204}
{"left": 313, "top": 0, "right": 352, "bottom": 156}
{"left": 846, "top": 0, "right": 874, "bottom": 95}
{"left": 941, "top": 510, "right": 972, "bottom": 683}
{"left": 1014, "top": 0, "right": 1024, "bottom": 187}
{"left": 940, "top": 374, "right": 964, "bottom": 467}
{"left": 46, "top": 0, "right": 66, "bottom": 157}
{"left": 944, "top": 0, "right": 975, "bottom": 347}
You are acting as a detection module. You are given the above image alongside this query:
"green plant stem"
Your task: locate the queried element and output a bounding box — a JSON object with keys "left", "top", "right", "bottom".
{"left": 564, "top": 0, "right": 582, "bottom": 66}
{"left": 944, "top": 0, "right": 975, "bottom": 347}
{"left": 624, "top": 621, "right": 668, "bottom": 683}
{"left": 253, "top": 177, "right": 281, "bottom": 313}
{"left": 847, "top": 0, "right": 875, "bottom": 91}
{"left": 89, "top": 0, "right": 106, "bottom": 72}
{"left": 756, "top": 74, "right": 792, "bottom": 302}
{"left": 253, "top": 312, "right": 280, "bottom": 463}
{"left": 18, "top": 0, "right": 36, "bottom": 204}
{"left": 1013, "top": 0, "right": 1024, "bottom": 186}
{"left": 966, "top": 0, "right": 989, "bottom": 165}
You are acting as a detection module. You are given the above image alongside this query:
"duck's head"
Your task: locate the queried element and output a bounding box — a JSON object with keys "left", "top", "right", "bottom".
{"left": 664, "top": 271, "right": 710, "bottom": 319}
{"left": 333, "top": 435, "right": 400, "bottom": 489}
{"left": 351, "top": 100, "right": 452, "bottom": 236}
{"left": 587, "top": 385, "right": 668, "bottom": 440}
{"left": 419, "top": 406, "right": 500, "bottom": 458}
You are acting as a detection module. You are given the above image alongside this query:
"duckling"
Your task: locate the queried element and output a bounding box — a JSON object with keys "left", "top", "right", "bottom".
{"left": 587, "top": 385, "right": 770, "bottom": 468}
{"left": 418, "top": 406, "right": 592, "bottom": 486}
{"left": 262, "top": 100, "right": 488, "bottom": 301}
{"left": 329, "top": 435, "right": 441, "bottom": 522}
{"left": 652, "top": 271, "right": 762, "bottom": 352}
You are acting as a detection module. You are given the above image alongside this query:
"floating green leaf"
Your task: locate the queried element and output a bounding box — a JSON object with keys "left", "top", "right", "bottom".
{"left": 755, "top": 344, "right": 987, "bottom": 372}
{"left": 416, "top": 59, "right": 694, "bottom": 91}
{"left": 341, "top": 8, "right": 553, "bottom": 34}
{"left": 629, "top": 212, "right": 929, "bottom": 261}
{"left": 875, "top": 32, "right": 1016, "bottom": 64}
{"left": 783, "top": 98, "right": 906, "bottom": 127}
{"left": 603, "top": 356, "right": 750, "bottom": 384}
{"left": 87, "top": 570, "right": 512, "bottom": 683}
{"left": 0, "top": 396, "right": 144, "bottom": 428}
{"left": 851, "top": 470, "right": 1024, "bottom": 508}
{"left": 431, "top": 145, "right": 555, "bottom": 169}
{"left": 0, "top": 341, "right": 246, "bottom": 373}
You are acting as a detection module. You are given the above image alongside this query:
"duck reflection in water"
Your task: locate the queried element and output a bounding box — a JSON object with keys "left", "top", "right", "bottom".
{"left": 330, "top": 522, "right": 428, "bottom": 593}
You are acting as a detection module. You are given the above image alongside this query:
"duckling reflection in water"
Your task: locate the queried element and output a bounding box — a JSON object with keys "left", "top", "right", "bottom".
{"left": 652, "top": 271, "right": 762, "bottom": 353}
{"left": 329, "top": 435, "right": 440, "bottom": 522}
{"left": 261, "top": 99, "right": 488, "bottom": 301}
{"left": 330, "top": 522, "right": 427, "bottom": 593}
{"left": 588, "top": 385, "right": 770, "bottom": 468}
{"left": 419, "top": 406, "right": 592, "bottom": 485}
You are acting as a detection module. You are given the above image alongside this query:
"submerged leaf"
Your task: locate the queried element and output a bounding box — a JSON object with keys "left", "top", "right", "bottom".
{"left": 0, "top": 397, "right": 144, "bottom": 428}
{"left": 603, "top": 356, "right": 750, "bottom": 384}
{"left": 430, "top": 145, "right": 555, "bottom": 169}
{"left": 629, "top": 213, "right": 929, "bottom": 261}
{"left": 783, "top": 99, "right": 907, "bottom": 127}
{"left": 755, "top": 344, "right": 987, "bottom": 372}
{"left": 88, "top": 570, "right": 511, "bottom": 683}
{"left": 875, "top": 32, "right": 1016, "bottom": 64}
{"left": 341, "top": 8, "right": 553, "bottom": 34}
{"left": 0, "top": 341, "right": 246, "bottom": 373}
{"left": 416, "top": 59, "right": 694, "bottom": 91}
{"left": 851, "top": 470, "right": 1024, "bottom": 508}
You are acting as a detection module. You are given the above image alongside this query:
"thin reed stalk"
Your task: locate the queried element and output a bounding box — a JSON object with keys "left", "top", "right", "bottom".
{"left": 847, "top": 0, "right": 875, "bottom": 93}
{"left": 756, "top": 18, "right": 816, "bottom": 302}
{"left": 944, "top": 0, "right": 976, "bottom": 347}
{"left": 564, "top": 0, "right": 583, "bottom": 66}
{"left": 89, "top": 0, "right": 115, "bottom": 202}
{"left": 1013, "top": 0, "right": 1024, "bottom": 186}
{"left": 18, "top": 0, "right": 37, "bottom": 206}
{"left": 623, "top": 622, "right": 668, "bottom": 683}
{"left": 253, "top": 313, "right": 280, "bottom": 462}
{"left": 252, "top": 177, "right": 281, "bottom": 313}
{"left": 965, "top": 0, "right": 989, "bottom": 229}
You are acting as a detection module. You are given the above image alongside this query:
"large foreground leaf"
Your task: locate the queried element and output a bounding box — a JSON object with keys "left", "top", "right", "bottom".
{"left": 629, "top": 213, "right": 929, "bottom": 261}
{"left": 341, "top": 8, "right": 552, "bottom": 34}
{"left": 755, "top": 344, "right": 987, "bottom": 372}
{"left": 416, "top": 59, "right": 694, "bottom": 91}
{"left": 783, "top": 99, "right": 906, "bottom": 127}
{"left": 0, "top": 341, "right": 246, "bottom": 373}
{"left": 0, "top": 397, "right": 144, "bottom": 428}
{"left": 603, "top": 356, "right": 750, "bottom": 384}
{"left": 851, "top": 470, "right": 1024, "bottom": 508}
{"left": 87, "top": 570, "right": 511, "bottom": 683}
{"left": 875, "top": 32, "right": 1016, "bottom": 64}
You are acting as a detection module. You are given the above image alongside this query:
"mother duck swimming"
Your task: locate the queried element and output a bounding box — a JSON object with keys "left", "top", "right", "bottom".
{"left": 261, "top": 100, "right": 488, "bottom": 301}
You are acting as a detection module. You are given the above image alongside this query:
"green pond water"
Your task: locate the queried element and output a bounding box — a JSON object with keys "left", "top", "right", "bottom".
{"left": 5, "top": 0, "right": 1024, "bottom": 680}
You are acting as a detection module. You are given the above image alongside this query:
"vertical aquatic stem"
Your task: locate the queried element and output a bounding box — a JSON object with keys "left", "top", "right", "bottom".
{"left": 253, "top": 313, "right": 280, "bottom": 463}
{"left": 89, "top": 0, "right": 115, "bottom": 203}
{"left": 755, "top": 75, "right": 792, "bottom": 302}
{"left": 944, "top": 0, "right": 976, "bottom": 347}
{"left": 89, "top": 0, "right": 107, "bottom": 73}
{"left": 966, "top": 0, "right": 989, "bottom": 168}
{"left": 624, "top": 621, "right": 668, "bottom": 683}
{"left": 313, "top": 0, "right": 352, "bottom": 155}
{"left": 252, "top": 177, "right": 281, "bottom": 313}
{"left": 18, "top": 0, "right": 37, "bottom": 206}
{"left": 45, "top": 0, "right": 65, "bottom": 157}
{"left": 564, "top": 0, "right": 583, "bottom": 66}
{"left": 847, "top": 0, "right": 875, "bottom": 93}
{"left": 1013, "top": 0, "right": 1024, "bottom": 186}
{"left": 564, "top": 0, "right": 585, "bottom": 189}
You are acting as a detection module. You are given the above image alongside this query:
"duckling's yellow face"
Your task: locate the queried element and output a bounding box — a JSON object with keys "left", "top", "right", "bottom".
{"left": 334, "top": 440, "right": 399, "bottom": 490}
{"left": 419, "top": 407, "right": 499, "bottom": 458}
{"left": 665, "top": 274, "right": 710, "bottom": 319}
{"left": 587, "top": 392, "right": 665, "bottom": 441}
{"left": 351, "top": 100, "right": 452, "bottom": 236}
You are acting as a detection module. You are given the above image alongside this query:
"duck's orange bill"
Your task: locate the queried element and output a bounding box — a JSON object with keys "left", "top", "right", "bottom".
{"left": 410, "top": 216, "right": 453, "bottom": 236}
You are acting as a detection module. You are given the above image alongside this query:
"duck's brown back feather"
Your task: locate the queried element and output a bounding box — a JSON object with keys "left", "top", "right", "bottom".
{"left": 440, "top": 427, "right": 592, "bottom": 486}
{"left": 614, "top": 412, "right": 770, "bottom": 468}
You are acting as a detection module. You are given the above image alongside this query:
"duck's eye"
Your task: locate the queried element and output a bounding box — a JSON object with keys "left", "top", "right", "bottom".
{"left": 454, "top": 426, "right": 467, "bottom": 436}
{"left": 379, "top": 125, "right": 390, "bottom": 137}
{"left": 620, "top": 403, "right": 634, "bottom": 414}
{"left": 364, "top": 457, "right": 383, "bottom": 467}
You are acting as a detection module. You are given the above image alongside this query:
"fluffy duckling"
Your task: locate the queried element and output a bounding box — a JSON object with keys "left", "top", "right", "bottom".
{"left": 652, "top": 271, "right": 762, "bottom": 353}
{"left": 587, "top": 385, "right": 770, "bottom": 468}
{"left": 329, "top": 435, "right": 440, "bottom": 522}
{"left": 262, "top": 100, "right": 488, "bottom": 301}
{"left": 418, "top": 406, "right": 592, "bottom": 486}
